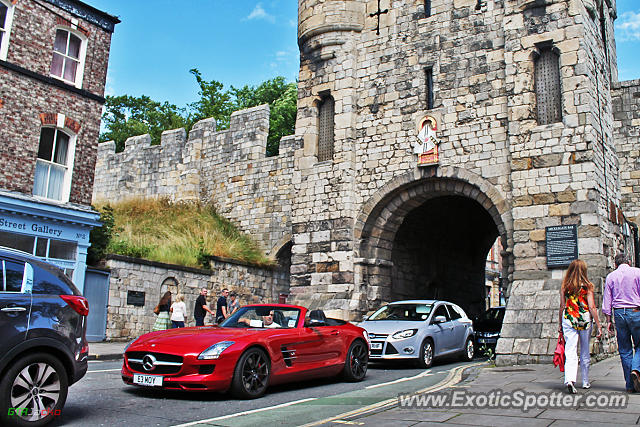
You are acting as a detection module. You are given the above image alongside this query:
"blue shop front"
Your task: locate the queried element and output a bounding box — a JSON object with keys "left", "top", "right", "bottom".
{"left": 0, "top": 191, "right": 100, "bottom": 293}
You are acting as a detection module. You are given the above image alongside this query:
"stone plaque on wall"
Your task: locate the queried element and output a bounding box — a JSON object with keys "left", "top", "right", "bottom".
{"left": 127, "top": 290, "right": 145, "bottom": 306}
{"left": 546, "top": 225, "right": 578, "bottom": 268}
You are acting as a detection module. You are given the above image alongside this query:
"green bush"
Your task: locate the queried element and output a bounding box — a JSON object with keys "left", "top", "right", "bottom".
{"left": 87, "top": 205, "right": 116, "bottom": 266}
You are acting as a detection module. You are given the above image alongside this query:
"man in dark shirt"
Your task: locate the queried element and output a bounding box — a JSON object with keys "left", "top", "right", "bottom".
{"left": 194, "top": 288, "right": 214, "bottom": 326}
{"left": 216, "top": 288, "right": 229, "bottom": 324}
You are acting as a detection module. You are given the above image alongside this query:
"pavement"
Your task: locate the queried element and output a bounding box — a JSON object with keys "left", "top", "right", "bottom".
{"left": 87, "top": 342, "right": 639, "bottom": 426}
{"left": 317, "top": 355, "right": 640, "bottom": 426}
{"left": 88, "top": 340, "right": 127, "bottom": 360}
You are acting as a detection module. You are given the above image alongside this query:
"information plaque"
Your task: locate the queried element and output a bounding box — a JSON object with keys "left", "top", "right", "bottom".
{"left": 127, "top": 290, "right": 145, "bottom": 307}
{"left": 546, "top": 224, "right": 578, "bottom": 268}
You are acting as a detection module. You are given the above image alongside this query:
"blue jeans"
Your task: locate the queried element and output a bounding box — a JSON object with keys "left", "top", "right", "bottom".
{"left": 195, "top": 316, "right": 205, "bottom": 326}
{"left": 172, "top": 320, "right": 184, "bottom": 328}
{"left": 614, "top": 308, "right": 640, "bottom": 390}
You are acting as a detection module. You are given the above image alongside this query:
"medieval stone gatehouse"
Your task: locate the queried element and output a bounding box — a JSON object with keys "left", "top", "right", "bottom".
{"left": 94, "top": 0, "right": 639, "bottom": 364}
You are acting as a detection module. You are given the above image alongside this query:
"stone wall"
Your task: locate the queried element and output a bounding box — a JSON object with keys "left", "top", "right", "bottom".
{"left": 292, "top": 0, "right": 624, "bottom": 365}
{"left": 93, "top": 105, "right": 300, "bottom": 255}
{"left": 614, "top": 79, "right": 640, "bottom": 226}
{"left": 105, "top": 255, "right": 289, "bottom": 340}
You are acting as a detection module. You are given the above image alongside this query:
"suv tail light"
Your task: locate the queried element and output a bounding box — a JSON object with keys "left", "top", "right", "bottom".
{"left": 60, "top": 295, "right": 89, "bottom": 316}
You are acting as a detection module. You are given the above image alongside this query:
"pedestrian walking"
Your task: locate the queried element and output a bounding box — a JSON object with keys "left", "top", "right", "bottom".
{"left": 216, "top": 288, "right": 229, "bottom": 324}
{"left": 558, "top": 259, "right": 602, "bottom": 393}
{"left": 603, "top": 253, "right": 640, "bottom": 393}
{"left": 170, "top": 294, "right": 187, "bottom": 328}
{"left": 152, "top": 291, "right": 172, "bottom": 331}
{"left": 228, "top": 291, "right": 240, "bottom": 316}
{"left": 194, "top": 288, "right": 214, "bottom": 326}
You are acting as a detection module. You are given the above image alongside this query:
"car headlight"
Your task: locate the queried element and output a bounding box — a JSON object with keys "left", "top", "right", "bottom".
{"left": 198, "top": 341, "right": 235, "bottom": 360}
{"left": 362, "top": 330, "right": 370, "bottom": 344}
{"left": 392, "top": 329, "right": 418, "bottom": 339}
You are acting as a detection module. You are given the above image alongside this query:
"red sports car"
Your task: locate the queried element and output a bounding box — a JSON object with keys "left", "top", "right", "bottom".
{"left": 121, "top": 304, "right": 369, "bottom": 398}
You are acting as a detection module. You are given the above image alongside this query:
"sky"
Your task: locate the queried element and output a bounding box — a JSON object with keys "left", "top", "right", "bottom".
{"left": 90, "top": 0, "right": 640, "bottom": 108}
{"left": 89, "top": 0, "right": 299, "bottom": 107}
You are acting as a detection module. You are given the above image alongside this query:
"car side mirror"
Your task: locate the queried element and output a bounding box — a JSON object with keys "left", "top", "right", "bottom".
{"left": 432, "top": 315, "right": 446, "bottom": 324}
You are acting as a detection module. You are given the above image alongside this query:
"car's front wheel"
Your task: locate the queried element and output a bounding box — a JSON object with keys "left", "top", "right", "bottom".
{"left": 343, "top": 339, "right": 368, "bottom": 382}
{"left": 417, "top": 338, "right": 434, "bottom": 369}
{"left": 230, "top": 347, "right": 270, "bottom": 399}
{"left": 0, "top": 352, "right": 68, "bottom": 427}
{"left": 462, "top": 337, "right": 474, "bottom": 361}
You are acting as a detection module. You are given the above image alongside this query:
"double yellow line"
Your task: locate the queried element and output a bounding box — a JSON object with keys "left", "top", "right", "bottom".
{"left": 302, "top": 361, "right": 486, "bottom": 427}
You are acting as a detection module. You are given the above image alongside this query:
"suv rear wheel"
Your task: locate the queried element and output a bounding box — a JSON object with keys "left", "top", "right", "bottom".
{"left": 0, "top": 352, "right": 68, "bottom": 426}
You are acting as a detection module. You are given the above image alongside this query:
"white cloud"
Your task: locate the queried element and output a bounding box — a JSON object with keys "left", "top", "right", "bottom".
{"left": 616, "top": 11, "right": 640, "bottom": 42}
{"left": 276, "top": 47, "right": 297, "bottom": 60}
{"left": 246, "top": 3, "right": 275, "bottom": 23}
{"left": 104, "top": 75, "right": 116, "bottom": 96}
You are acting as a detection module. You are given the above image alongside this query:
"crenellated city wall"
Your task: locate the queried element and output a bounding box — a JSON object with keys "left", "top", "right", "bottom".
{"left": 93, "top": 105, "right": 300, "bottom": 255}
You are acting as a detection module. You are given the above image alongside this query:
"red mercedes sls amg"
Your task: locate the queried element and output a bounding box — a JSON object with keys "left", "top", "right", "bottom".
{"left": 121, "top": 304, "right": 369, "bottom": 398}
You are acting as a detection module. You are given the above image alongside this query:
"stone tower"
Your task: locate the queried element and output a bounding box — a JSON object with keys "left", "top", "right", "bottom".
{"left": 292, "top": 0, "right": 629, "bottom": 365}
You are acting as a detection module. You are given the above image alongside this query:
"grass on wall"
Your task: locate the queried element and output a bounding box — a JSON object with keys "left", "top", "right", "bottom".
{"left": 96, "top": 198, "right": 273, "bottom": 269}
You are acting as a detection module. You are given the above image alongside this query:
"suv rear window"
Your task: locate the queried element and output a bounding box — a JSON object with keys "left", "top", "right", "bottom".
{"left": 33, "top": 265, "right": 73, "bottom": 295}
{"left": 3, "top": 260, "right": 25, "bottom": 292}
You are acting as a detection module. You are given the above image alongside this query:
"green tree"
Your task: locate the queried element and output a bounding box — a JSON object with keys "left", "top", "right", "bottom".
{"left": 99, "top": 71, "right": 298, "bottom": 156}
{"left": 188, "top": 68, "right": 234, "bottom": 129}
{"left": 99, "top": 95, "right": 187, "bottom": 152}
{"left": 87, "top": 205, "right": 117, "bottom": 265}
{"left": 230, "top": 77, "right": 297, "bottom": 156}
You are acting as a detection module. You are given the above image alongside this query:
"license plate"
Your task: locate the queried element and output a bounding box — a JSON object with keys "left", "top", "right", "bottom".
{"left": 133, "top": 374, "right": 163, "bottom": 387}
{"left": 371, "top": 342, "right": 383, "bottom": 350}
{"left": 478, "top": 338, "right": 486, "bottom": 343}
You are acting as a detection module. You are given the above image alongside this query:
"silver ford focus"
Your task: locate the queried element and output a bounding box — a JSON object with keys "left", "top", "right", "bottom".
{"left": 359, "top": 300, "right": 475, "bottom": 368}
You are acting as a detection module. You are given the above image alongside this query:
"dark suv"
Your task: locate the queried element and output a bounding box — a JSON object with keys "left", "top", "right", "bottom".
{"left": 0, "top": 247, "right": 89, "bottom": 426}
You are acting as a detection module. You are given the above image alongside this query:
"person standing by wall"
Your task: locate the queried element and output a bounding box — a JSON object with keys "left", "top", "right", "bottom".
{"left": 216, "top": 288, "right": 229, "bottom": 324}
{"left": 558, "top": 259, "right": 602, "bottom": 393}
{"left": 170, "top": 294, "right": 187, "bottom": 328}
{"left": 153, "top": 291, "right": 172, "bottom": 331}
{"left": 228, "top": 291, "right": 240, "bottom": 316}
{"left": 603, "top": 253, "right": 640, "bottom": 393}
{"left": 194, "top": 288, "right": 214, "bottom": 326}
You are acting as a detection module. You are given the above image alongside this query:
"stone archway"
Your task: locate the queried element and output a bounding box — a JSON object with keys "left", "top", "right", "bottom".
{"left": 354, "top": 167, "right": 512, "bottom": 319}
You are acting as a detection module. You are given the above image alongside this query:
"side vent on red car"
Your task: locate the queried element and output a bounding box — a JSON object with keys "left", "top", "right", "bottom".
{"left": 281, "top": 346, "right": 296, "bottom": 367}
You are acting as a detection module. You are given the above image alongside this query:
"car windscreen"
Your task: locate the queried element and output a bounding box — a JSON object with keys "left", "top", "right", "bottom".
{"left": 221, "top": 306, "right": 301, "bottom": 329}
{"left": 483, "top": 308, "right": 505, "bottom": 321}
{"left": 367, "top": 304, "right": 433, "bottom": 321}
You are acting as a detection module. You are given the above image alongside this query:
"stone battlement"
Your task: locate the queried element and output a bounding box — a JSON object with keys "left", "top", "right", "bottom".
{"left": 93, "top": 104, "right": 299, "bottom": 255}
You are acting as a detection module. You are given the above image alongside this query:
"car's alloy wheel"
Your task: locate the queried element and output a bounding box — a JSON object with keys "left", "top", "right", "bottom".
{"left": 418, "top": 339, "right": 433, "bottom": 368}
{"left": 231, "top": 348, "right": 270, "bottom": 399}
{"left": 463, "top": 338, "right": 474, "bottom": 361}
{"left": 0, "top": 353, "right": 68, "bottom": 427}
{"left": 343, "top": 340, "right": 368, "bottom": 381}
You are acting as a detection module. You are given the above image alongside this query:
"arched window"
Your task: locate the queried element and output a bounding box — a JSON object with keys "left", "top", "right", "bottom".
{"left": 0, "top": 0, "right": 15, "bottom": 61}
{"left": 317, "top": 94, "right": 334, "bottom": 162}
{"left": 50, "top": 27, "right": 87, "bottom": 88}
{"left": 534, "top": 45, "right": 562, "bottom": 125}
{"left": 33, "top": 126, "right": 75, "bottom": 202}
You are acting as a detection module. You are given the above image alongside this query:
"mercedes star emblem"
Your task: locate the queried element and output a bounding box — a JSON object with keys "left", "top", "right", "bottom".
{"left": 142, "top": 354, "right": 157, "bottom": 371}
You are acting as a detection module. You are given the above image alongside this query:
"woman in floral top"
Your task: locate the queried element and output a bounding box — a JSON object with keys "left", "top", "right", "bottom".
{"left": 559, "top": 259, "right": 602, "bottom": 393}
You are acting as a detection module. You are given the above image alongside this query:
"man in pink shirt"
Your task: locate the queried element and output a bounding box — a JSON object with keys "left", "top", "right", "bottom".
{"left": 603, "top": 253, "right": 640, "bottom": 393}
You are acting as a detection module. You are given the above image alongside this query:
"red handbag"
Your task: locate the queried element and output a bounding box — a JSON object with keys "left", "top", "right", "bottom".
{"left": 553, "top": 332, "right": 565, "bottom": 372}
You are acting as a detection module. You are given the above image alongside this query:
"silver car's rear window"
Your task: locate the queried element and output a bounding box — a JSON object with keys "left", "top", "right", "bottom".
{"left": 368, "top": 304, "right": 433, "bottom": 321}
